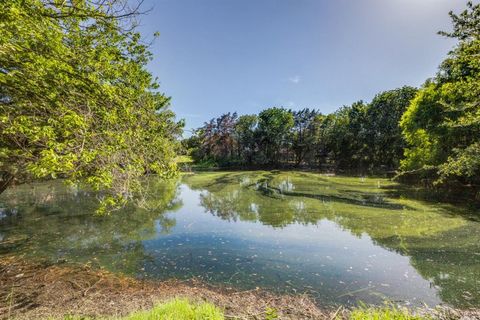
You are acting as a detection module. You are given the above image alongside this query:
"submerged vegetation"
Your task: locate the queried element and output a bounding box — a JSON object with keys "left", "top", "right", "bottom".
{"left": 183, "top": 171, "right": 480, "bottom": 308}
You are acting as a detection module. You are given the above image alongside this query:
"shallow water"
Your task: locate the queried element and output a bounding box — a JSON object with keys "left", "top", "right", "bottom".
{"left": 1, "top": 171, "right": 479, "bottom": 308}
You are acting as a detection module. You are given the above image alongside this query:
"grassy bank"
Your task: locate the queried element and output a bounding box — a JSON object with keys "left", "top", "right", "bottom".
{"left": 60, "top": 300, "right": 428, "bottom": 320}
{"left": 61, "top": 299, "right": 224, "bottom": 320}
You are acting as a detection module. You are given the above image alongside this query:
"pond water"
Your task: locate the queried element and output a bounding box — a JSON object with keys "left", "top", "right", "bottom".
{"left": 1, "top": 171, "right": 479, "bottom": 308}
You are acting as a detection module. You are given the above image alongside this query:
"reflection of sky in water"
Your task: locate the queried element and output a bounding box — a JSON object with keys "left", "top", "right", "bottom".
{"left": 278, "top": 178, "right": 295, "bottom": 193}
{"left": 142, "top": 185, "right": 439, "bottom": 306}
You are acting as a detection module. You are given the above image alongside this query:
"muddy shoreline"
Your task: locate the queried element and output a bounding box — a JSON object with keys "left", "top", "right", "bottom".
{"left": 1, "top": 256, "right": 479, "bottom": 319}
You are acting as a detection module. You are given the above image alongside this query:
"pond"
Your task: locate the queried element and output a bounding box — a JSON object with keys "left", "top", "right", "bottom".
{"left": 1, "top": 171, "right": 479, "bottom": 308}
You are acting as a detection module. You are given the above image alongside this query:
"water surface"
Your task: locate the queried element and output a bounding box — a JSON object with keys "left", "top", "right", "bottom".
{"left": 1, "top": 171, "right": 479, "bottom": 308}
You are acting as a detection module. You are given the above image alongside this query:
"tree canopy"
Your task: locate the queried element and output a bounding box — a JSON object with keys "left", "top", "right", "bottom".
{"left": 400, "top": 1, "right": 480, "bottom": 188}
{"left": 0, "top": 0, "right": 183, "bottom": 213}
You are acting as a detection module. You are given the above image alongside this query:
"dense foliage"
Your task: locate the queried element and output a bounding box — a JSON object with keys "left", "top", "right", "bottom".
{"left": 0, "top": 0, "right": 183, "bottom": 212}
{"left": 400, "top": 1, "right": 480, "bottom": 188}
{"left": 185, "top": 87, "right": 417, "bottom": 172}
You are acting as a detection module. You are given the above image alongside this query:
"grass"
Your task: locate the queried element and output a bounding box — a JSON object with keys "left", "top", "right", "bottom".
{"left": 61, "top": 298, "right": 224, "bottom": 320}
{"left": 58, "top": 300, "right": 434, "bottom": 320}
{"left": 349, "top": 306, "right": 429, "bottom": 320}
{"left": 124, "top": 299, "right": 223, "bottom": 320}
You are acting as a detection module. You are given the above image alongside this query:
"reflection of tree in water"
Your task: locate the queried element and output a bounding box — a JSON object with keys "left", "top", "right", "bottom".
{"left": 185, "top": 172, "right": 480, "bottom": 308}
{"left": 0, "top": 177, "right": 182, "bottom": 275}
{"left": 199, "top": 189, "right": 296, "bottom": 227}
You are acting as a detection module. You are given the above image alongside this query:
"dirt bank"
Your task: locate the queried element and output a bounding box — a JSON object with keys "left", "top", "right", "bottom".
{"left": 0, "top": 256, "right": 479, "bottom": 319}
{"left": 0, "top": 256, "right": 333, "bottom": 319}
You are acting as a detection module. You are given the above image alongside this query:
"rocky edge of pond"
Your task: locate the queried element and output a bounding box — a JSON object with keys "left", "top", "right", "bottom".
{"left": 0, "top": 256, "right": 479, "bottom": 320}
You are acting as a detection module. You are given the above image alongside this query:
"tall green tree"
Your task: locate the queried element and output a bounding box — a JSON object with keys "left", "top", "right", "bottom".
{"left": 317, "top": 102, "right": 368, "bottom": 171}
{"left": 400, "top": 2, "right": 480, "bottom": 187}
{"left": 257, "top": 107, "right": 294, "bottom": 165}
{"left": 291, "top": 108, "right": 318, "bottom": 166}
{"left": 310, "top": 114, "right": 334, "bottom": 167}
{"left": 235, "top": 114, "right": 258, "bottom": 165}
{"left": 365, "top": 87, "right": 417, "bottom": 169}
{"left": 0, "top": 0, "right": 183, "bottom": 213}
{"left": 344, "top": 101, "right": 369, "bottom": 170}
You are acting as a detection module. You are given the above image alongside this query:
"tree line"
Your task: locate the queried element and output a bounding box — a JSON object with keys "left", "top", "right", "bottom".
{"left": 184, "top": 87, "right": 417, "bottom": 172}
{"left": 185, "top": 1, "right": 480, "bottom": 190}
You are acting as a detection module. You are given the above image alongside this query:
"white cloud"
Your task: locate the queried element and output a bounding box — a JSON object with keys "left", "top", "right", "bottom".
{"left": 277, "top": 100, "right": 295, "bottom": 108}
{"left": 286, "top": 101, "right": 295, "bottom": 107}
{"left": 288, "top": 75, "right": 301, "bottom": 84}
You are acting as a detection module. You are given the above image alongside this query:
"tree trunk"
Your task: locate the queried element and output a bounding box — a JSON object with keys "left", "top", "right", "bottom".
{"left": 0, "top": 172, "right": 14, "bottom": 195}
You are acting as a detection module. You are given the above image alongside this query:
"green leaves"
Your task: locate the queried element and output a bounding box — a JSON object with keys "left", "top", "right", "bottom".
{"left": 439, "top": 1, "right": 480, "bottom": 41}
{"left": 439, "top": 143, "right": 480, "bottom": 181}
{"left": 400, "top": 4, "right": 480, "bottom": 187}
{"left": 0, "top": 0, "right": 183, "bottom": 213}
{"left": 257, "top": 107, "right": 294, "bottom": 164}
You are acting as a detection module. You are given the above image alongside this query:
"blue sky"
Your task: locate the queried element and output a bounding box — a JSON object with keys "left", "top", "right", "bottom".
{"left": 137, "top": 0, "right": 469, "bottom": 132}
